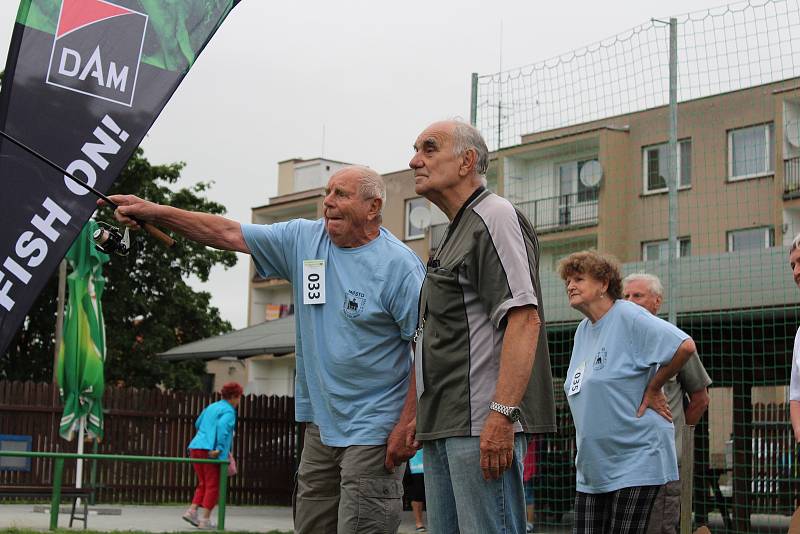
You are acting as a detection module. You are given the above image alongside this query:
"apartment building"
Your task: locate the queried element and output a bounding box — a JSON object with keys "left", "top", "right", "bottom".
{"left": 494, "top": 78, "right": 800, "bottom": 488}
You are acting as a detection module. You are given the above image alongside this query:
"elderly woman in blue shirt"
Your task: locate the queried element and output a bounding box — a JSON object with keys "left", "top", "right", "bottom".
{"left": 183, "top": 382, "right": 243, "bottom": 529}
{"left": 558, "top": 251, "right": 695, "bottom": 534}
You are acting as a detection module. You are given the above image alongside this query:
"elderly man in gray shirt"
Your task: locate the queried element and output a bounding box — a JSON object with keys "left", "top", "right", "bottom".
{"left": 623, "top": 273, "right": 711, "bottom": 534}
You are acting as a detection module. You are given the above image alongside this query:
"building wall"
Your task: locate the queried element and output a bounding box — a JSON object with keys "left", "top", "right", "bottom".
{"left": 206, "top": 359, "right": 248, "bottom": 393}
{"left": 383, "top": 168, "right": 432, "bottom": 261}
{"left": 507, "top": 78, "right": 800, "bottom": 264}
{"left": 246, "top": 356, "right": 295, "bottom": 396}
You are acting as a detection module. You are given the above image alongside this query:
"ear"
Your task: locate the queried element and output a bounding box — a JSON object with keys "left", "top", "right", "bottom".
{"left": 601, "top": 280, "right": 610, "bottom": 295}
{"left": 367, "top": 197, "right": 383, "bottom": 221}
{"left": 459, "top": 148, "right": 477, "bottom": 177}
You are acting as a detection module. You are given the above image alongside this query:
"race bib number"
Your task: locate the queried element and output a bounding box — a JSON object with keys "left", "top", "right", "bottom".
{"left": 568, "top": 362, "right": 586, "bottom": 397}
{"left": 302, "top": 260, "right": 326, "bottom": 305}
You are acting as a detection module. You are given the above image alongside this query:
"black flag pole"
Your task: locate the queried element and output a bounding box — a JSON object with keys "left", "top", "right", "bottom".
{"left": 0, "top": 129, "right": 174, "bottom": 248}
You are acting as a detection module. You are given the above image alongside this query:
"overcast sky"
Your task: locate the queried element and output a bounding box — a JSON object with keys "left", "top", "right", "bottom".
{"left": 0, "top": 0, "right": 734, "bottom": 329}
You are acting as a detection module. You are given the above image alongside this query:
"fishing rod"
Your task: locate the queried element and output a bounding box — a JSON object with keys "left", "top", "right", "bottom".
{"left": 0, "top": 129, "right": 175, "bottom": 254}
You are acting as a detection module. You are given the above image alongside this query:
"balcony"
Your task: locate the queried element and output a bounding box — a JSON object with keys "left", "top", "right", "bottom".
{"left": 516, "top": 192, "right": 598, "bottom": 233}
{"left": 785, "top": 157, "right": 800, "bottom": 198}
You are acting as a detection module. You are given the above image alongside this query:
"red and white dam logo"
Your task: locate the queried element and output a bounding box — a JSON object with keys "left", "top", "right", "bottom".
{"left": 46, "top": 0, "right": 148, "bottom": 107}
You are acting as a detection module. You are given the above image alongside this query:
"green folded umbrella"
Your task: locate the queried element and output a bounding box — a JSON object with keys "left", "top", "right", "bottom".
{"left": 56, "top": 220, "right": 109, "bottom": 441}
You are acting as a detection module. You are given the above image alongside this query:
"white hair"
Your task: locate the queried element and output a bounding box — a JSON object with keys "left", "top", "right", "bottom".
{"left": 622, "top": 272, "right": 664, "bottom": 298}
{"left": 791, "top": 232, "right": 800, "bottom": 252}
{"left": 451, "top": 120, "right": 489, "bottom": 177}
{"left": 351, "top": 166, "right": 386, "bottom": 206}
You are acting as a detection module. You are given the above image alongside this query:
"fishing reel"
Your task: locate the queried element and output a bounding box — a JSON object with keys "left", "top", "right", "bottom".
{"left": 92, "top": 221, "right": 131, "bottom": 256}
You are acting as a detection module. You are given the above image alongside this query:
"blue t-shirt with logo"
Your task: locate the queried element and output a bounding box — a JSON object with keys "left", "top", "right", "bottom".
{"left": 242, "top": 219, "right": 425, "bottom": 447}
{"left": 564, "top": 300, "right": 689, "bottom": 494}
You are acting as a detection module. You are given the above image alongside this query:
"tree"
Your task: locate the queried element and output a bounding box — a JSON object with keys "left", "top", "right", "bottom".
{"left": 1, "top": 148, "right": 237, "bottom": 390}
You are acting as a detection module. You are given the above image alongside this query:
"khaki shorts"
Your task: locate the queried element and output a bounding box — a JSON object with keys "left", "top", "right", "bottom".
{"left": 293, "top": 423, "right": 404, "bottom": 534}
{"left": 645, "top": 479, "right": 681, "bottom": 534}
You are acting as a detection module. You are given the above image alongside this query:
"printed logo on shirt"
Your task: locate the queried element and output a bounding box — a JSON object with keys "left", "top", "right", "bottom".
{"left": 593, "top": 348, "right": 606, "bottom": 370}
{"left": 343, "top": 289, "right": 367, "bottom": 318}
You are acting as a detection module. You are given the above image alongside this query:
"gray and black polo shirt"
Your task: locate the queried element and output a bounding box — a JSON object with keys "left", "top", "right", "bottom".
{"left": 415, "top": 188, "right": 556, "bottom": 440}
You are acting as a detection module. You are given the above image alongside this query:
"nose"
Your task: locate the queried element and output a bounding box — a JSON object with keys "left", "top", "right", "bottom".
{"left": 409, "top": 152, "right": 422, "bottom": 169}
{"left": 323, "top": 191, "right": 335, "bottom": 208}
{"left": 795, "top": 263, "right": 800, "bottom": 279}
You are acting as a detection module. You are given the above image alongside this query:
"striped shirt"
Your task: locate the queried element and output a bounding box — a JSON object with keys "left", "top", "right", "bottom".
{"left": 416, "top": 189, "right": 556, "bottom": 440}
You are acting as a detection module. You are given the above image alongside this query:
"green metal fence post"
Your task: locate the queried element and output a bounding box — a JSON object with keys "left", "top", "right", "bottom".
{"left": 50, "top": 457, "right": 64, "bottom": 530}
{"left": 217, "top": 462, "right": 228, "bottom": 530}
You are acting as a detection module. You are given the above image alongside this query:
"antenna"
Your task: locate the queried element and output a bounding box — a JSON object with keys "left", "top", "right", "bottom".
{"left": 497, "top": 19, "right": 504, "bottom": 149}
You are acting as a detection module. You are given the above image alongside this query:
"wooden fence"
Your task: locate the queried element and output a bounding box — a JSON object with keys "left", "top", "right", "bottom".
{"left": 0, "top": 381, "right": 300, "bottom": 505}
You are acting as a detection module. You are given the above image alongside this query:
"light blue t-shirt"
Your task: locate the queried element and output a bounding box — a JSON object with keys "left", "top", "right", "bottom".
{"left": 408, "top": 449, "right": 424, "bottom": 474}
{"left": 242, "top": 219, "right": 425, "bottom": 447}
{"left": 564, "top": 300, "right": 689, "bottom": 494}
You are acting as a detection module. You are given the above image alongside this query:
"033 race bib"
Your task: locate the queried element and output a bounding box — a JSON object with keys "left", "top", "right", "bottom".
{"left": 302, "top": 259, "right": 326, "bottom": 305}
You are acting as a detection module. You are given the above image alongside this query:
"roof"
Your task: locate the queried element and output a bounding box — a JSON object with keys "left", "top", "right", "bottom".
{"left": 159, "top": 316, "right": 296, "bottom": 361}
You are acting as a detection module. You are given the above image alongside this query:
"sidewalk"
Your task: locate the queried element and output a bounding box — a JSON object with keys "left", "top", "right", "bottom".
{"left": 0, "top": 504, "right": 428, "bottom": 533}
{"left": 3, "top": 503, "right": 786, "bottom": 533}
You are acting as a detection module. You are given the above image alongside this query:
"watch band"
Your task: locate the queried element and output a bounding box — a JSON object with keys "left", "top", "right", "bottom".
{"left": 489, "top": 401, "right": 520, "bottom": 422}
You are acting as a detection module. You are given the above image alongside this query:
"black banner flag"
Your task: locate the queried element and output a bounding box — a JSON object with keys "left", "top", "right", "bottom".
{"left": 0, "top": 0, "right": 241, "bottom": 355}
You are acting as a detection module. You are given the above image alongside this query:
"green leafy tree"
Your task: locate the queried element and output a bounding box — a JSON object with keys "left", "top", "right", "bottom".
{"left": 1, "top": 148, "right": 237, "bottom": 390}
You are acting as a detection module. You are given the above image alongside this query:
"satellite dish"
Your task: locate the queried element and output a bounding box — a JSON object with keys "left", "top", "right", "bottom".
{"left": 409, "top": 206, "right": 431, "bottom": 229}
{"left": 786, "top": 120, "right": 800, "bottom": 148}
{"left": 579, "top": 160, "right": 603, "bottom": 188}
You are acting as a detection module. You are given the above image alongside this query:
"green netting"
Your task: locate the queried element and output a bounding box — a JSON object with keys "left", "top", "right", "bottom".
{"left": 473, "top": 1, "right": 800, "bottom": 531}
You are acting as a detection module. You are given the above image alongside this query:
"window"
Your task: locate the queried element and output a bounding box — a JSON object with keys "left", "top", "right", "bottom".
{"left": 642, "top": 140, "right": 691, "bottom": 193}
{"left": 558, "top": 159, "right": 600, "bottom": 203}
{"left": 727, "top": 227, "right": 774, "bottom": 252}
{"left": 728, "top": 123, "right": 774, "bottom": 180}
{"left": 405, "top": 197, "right": 428, "bottom": 240}
{"left": 641, "top": 238, "right": 691, "bottom": 261}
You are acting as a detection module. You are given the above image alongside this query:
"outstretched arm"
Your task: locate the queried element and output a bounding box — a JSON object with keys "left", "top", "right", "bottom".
{"left": 100, "top": 194, "right": 249, "bottom": 253}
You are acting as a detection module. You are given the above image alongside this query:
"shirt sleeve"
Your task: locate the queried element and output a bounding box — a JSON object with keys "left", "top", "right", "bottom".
{"left": 241, "top": 220, "right": 304, "bottom": 282}
{"left": 630, "top": 308, "right": 690, "bottom": 369}
{"left": 214, "top": 409, "right": 236, "bottom": 460}
{"left": 676, "top": 352, "right": 712, "bottom": 393}
{"left": 387, "top": 260, "right": 425, "bottom": 341}
{"left": 467, "top": 197, "right": 539, "bottom": 328}
{"left": 790, "top": 328, "right": 800, "bottom": 401}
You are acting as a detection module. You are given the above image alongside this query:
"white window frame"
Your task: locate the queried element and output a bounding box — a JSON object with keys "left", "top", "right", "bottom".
{"left": 641, "top": 237, "right": 691, "bottom": 261}
{"left": 727, "top": 123, "right": 774, "bottom": 182}
{"left": 727, "top": 227, "right": 774, "bottom": 252}
{"left": 641, "top": 139, "right": 692, "bottom": 194}
{"left": 556, "top": 157, "right": 601, "bottom": 205}
{"left": 404, "top": 197, "right": 428, "bottom": 241}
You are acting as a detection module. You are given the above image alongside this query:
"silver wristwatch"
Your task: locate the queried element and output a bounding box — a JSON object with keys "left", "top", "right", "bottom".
{"left": 489, "top": 401, "right": 521, "bottom": 423}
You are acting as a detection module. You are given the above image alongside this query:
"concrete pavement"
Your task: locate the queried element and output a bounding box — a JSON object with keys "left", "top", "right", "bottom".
{"left": 0, "top": 504, "right": 423, "bottom": 533}
{"left": 1, "top": 503, "right": 788, "bottom": 533}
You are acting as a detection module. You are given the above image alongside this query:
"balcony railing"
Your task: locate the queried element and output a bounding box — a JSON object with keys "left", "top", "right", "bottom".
{"left": 785, "top": 157, "right": 800, "bottom": 197}
{"left": 516, "top": 192, "right": 598, "bottom": 232}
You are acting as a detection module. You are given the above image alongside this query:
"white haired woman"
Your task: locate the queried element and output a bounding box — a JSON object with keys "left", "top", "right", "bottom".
{"left": 558, "top": 251, "right": 696, "bottom": 533}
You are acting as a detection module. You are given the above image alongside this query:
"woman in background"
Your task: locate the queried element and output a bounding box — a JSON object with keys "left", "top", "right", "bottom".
{"left": 183, "top": 382, "right": 243, "bottom": 529}
{"left": 558, "top": 251, "right": 695, "bottom": 533}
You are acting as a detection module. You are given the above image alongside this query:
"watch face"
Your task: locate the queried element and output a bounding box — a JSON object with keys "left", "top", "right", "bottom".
{"left": 509, "top": 408, "right": 521, "bottom": 423}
